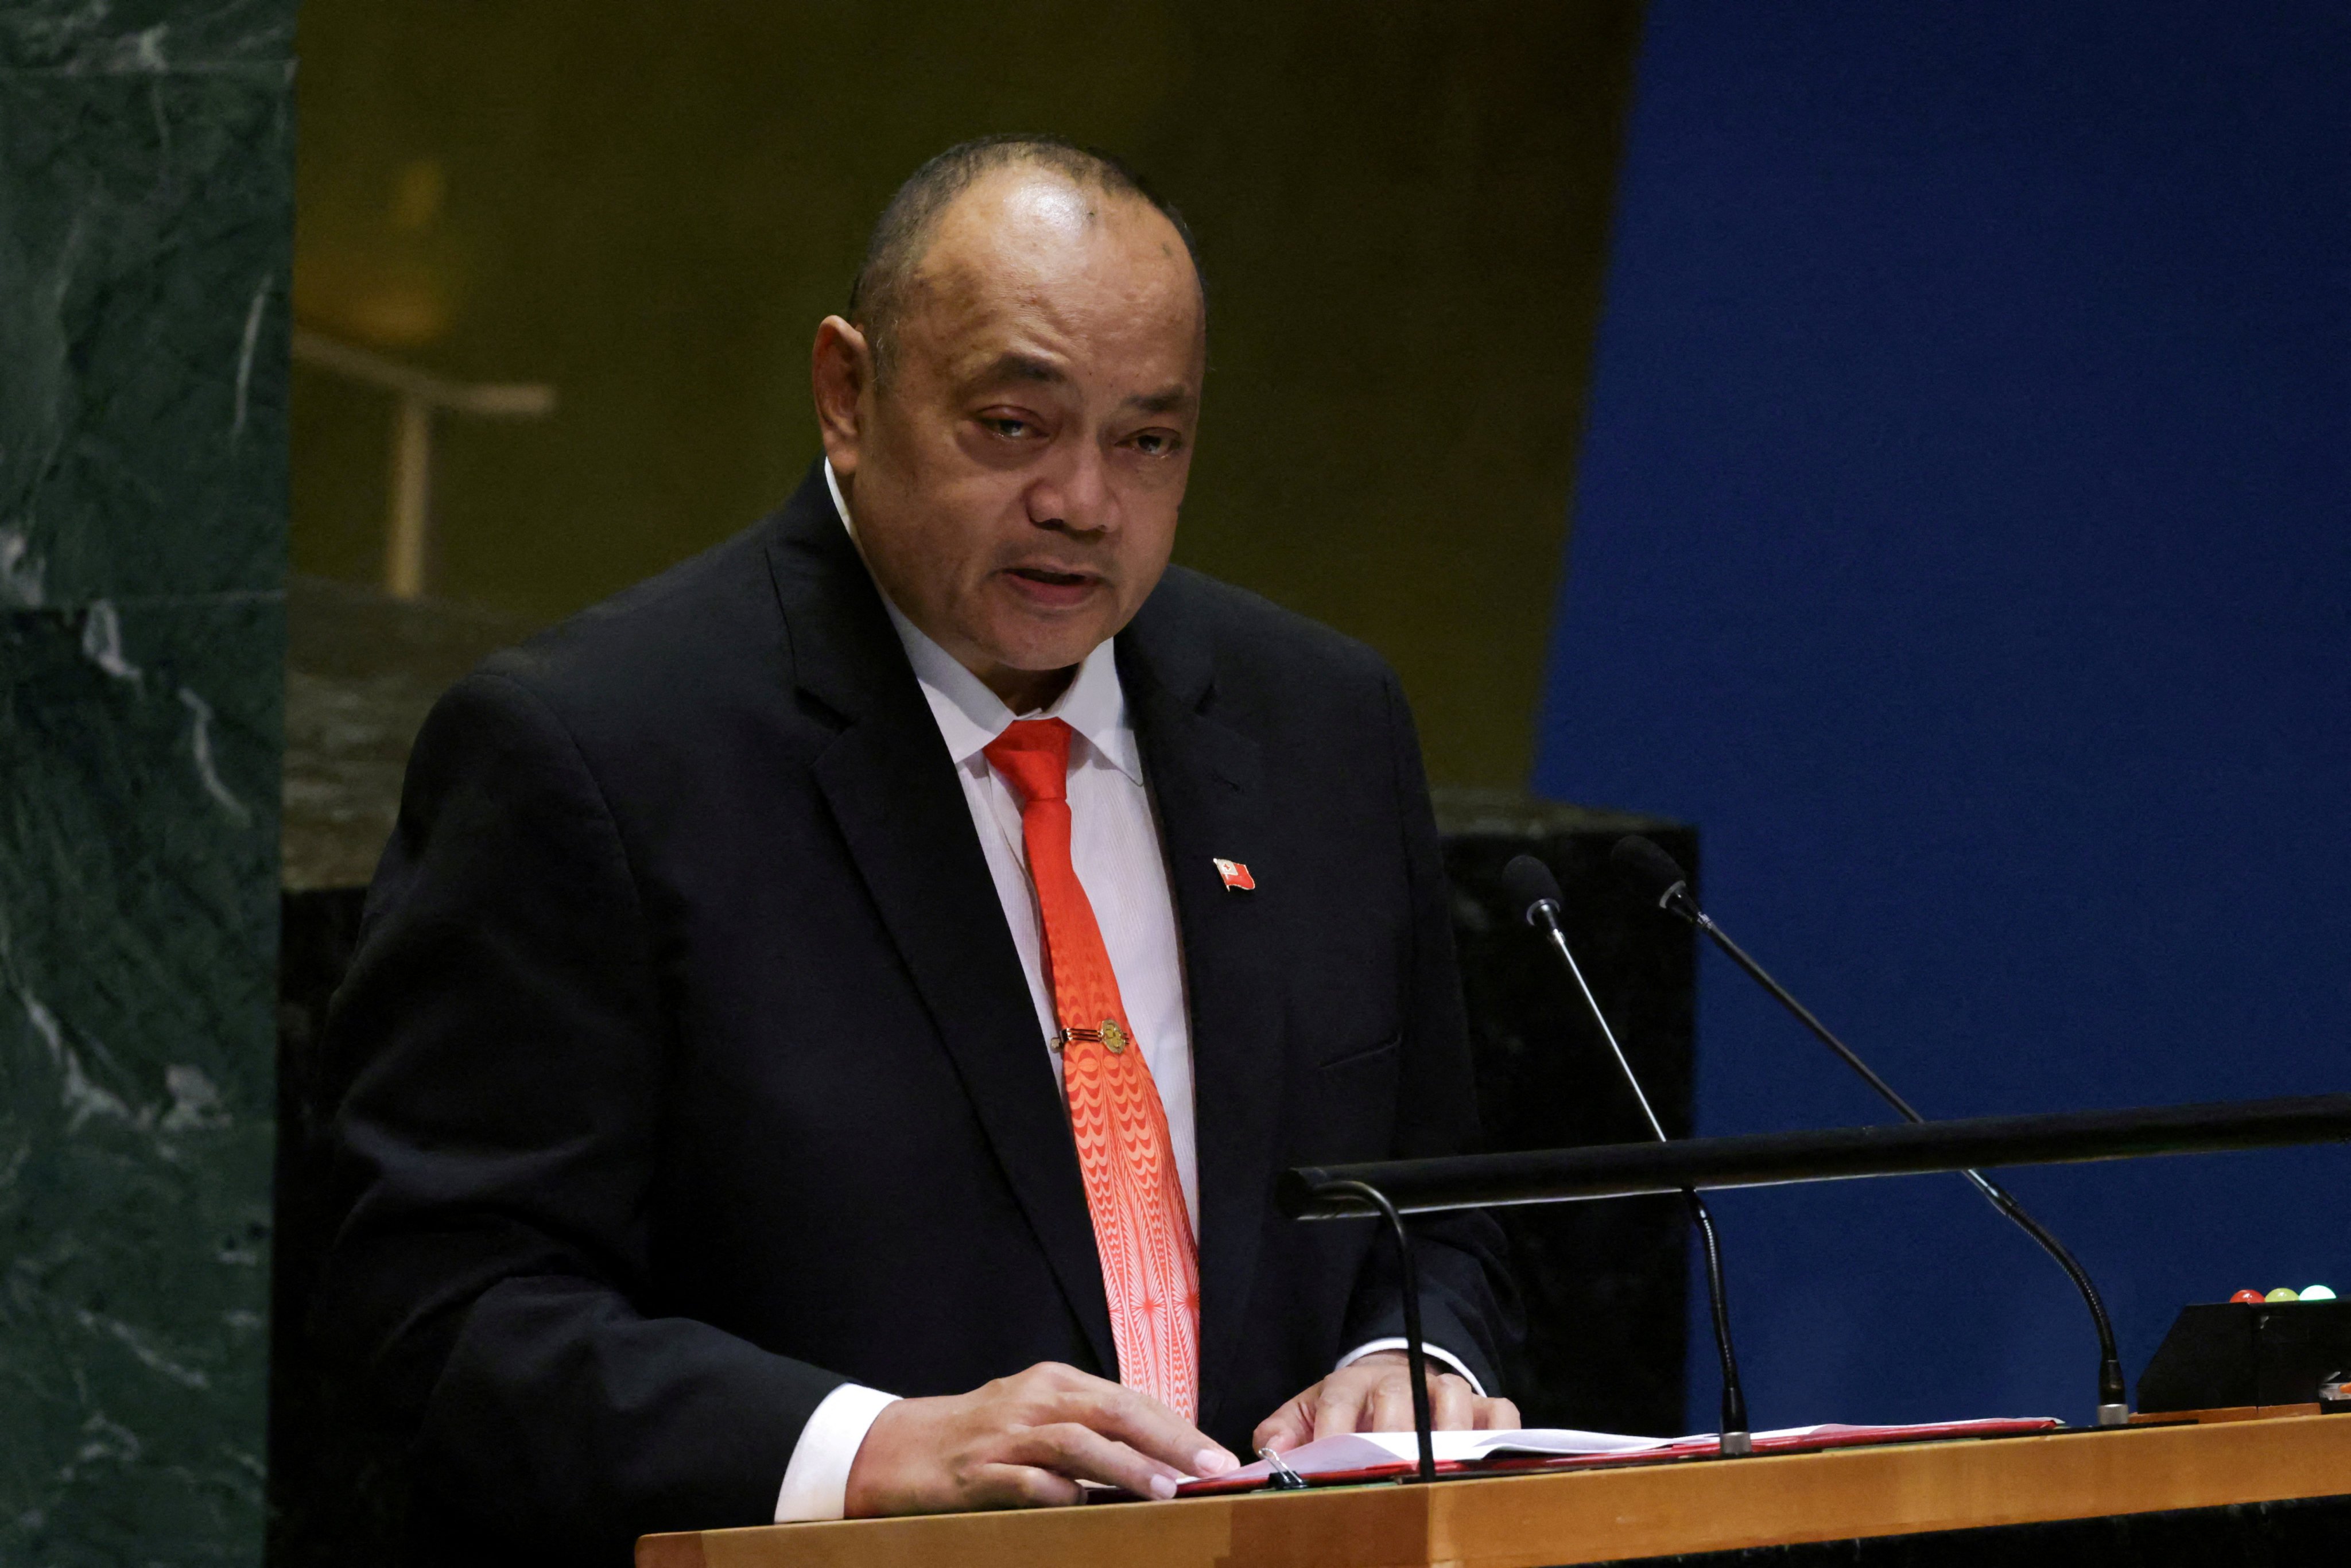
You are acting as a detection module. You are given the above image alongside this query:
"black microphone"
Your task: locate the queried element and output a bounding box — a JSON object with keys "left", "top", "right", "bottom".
{"left": 1610, "top": 835, "right": 2131, "bottom": 1426}
{"left": 1502, "top": 854, "right": 1753, "bottom": 1455}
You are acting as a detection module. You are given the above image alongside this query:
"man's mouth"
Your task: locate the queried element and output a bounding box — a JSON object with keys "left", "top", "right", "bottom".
{"left": 1001, "top": 564, "right": 1105, "bottom": 610}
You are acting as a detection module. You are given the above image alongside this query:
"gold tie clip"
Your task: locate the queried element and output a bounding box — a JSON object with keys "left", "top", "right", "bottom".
{"left": 1054, "top": 1019, "right": 1130, "bottom": 1054}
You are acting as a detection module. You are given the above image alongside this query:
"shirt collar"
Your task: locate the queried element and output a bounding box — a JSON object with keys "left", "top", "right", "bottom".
{"left": 824, "top": 459, "right": 1140, "bottom": 783}
{"left": 823, "top": 457, "right": 858, "bottom": 545}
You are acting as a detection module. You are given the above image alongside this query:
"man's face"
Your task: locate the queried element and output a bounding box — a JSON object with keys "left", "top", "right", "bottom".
{"left": 816, "top": 170, "right": 1205, "bottom": 706}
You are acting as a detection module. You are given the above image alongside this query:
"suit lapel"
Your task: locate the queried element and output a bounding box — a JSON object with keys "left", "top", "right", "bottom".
{"left": 1119, "top": 603, "right": 1291, "bottom": 1435}
{"left": 764, "top": 476, "right": 1118, "bottom": 1377}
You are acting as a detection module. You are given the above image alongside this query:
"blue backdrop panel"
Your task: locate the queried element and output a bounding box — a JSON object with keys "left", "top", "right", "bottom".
{"left": 1535, "top": 2, "right": 2350, "bottom": 1430}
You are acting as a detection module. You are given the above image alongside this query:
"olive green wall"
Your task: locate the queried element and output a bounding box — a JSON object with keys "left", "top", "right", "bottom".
{"left": 290, "top": 0, "right": 1640, "bottom": 786}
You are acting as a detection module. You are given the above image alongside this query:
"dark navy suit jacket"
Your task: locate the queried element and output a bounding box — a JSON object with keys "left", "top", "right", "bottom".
{"left": 316, "top": 465, "right": 1516, "bottom": 1561}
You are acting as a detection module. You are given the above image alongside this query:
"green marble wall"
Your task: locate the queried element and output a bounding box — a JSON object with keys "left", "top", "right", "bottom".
{"left": 1, "top": 2, "right": 294, "bottom": 1562}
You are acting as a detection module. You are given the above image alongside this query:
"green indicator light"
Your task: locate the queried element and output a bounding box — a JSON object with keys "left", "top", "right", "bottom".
{"left": 2300, "top": 1284, "right": 2337, "bottom": 1301}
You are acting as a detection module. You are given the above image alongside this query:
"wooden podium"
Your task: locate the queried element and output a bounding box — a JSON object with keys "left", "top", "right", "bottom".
{"left": 639, "top": 1411, "right": 2350, "bottom": 1567}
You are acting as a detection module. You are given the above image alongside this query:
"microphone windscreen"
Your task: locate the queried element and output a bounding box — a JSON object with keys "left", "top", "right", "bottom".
{"left": 1501, "top": 853, "right": 1564, "bottom": 916}
{"left": 1611, "top": 835, "right": 1689, "bottom": 902}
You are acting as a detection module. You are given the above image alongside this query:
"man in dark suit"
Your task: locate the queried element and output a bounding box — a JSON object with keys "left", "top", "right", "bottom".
{"left": 319, "top": 135, "right": 1518, "bottom": 1559}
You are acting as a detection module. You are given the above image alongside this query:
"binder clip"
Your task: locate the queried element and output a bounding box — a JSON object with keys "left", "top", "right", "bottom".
{"left": 1258, "top": 1447, "right": 1310, "bottom": 1490}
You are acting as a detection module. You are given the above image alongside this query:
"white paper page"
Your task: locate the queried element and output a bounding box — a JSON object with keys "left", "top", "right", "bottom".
{"left": 1219, "top": 1426, "right": 1675, "bottom": 1484}
{"left": 1205, "top": 1417, "right": 2057, "bottom": 1488}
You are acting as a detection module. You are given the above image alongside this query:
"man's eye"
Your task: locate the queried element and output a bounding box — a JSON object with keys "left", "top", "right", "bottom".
{"left": 1131, "top": 431, "right": 1177, "bottom": 456}
{"left": 984, "top": 416, "right": 1031, "bottom": 438}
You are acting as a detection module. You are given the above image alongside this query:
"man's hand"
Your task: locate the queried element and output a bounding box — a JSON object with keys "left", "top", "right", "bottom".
{"left": 1252, "top": 1350, "right": 1522, "bottom": 1453}
{"left": 843, "top": 1362, "right": 1239, "bottom": 1516}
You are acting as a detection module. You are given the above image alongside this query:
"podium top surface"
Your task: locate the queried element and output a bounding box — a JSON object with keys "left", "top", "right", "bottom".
{"left": 638, "top": 1412, "right": 2351, "bottom": 1568}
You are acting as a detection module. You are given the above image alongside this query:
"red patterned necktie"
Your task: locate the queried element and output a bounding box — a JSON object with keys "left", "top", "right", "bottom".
{"left": 982, "top": 717, "right": 1201, "bottom": 1420}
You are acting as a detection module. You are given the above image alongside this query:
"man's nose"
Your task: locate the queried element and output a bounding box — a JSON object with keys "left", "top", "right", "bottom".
{"left": 1027, "top": 437, "right": 1115, "bottom": 535}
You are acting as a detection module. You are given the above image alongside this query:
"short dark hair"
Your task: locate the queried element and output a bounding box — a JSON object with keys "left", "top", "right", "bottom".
{"left": 847, "top": 134, "right": 1204, "bottom": 378}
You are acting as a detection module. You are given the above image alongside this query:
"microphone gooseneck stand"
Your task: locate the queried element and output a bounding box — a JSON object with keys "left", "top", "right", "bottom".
{"left": 1503, "top": 855, "right": 1753, "bottom": 1456}
{"left": 1312, "top": 1179, "right": 1438, "bottom": 1482}
{"left": 1611, "top": 835, "right": 2131, "bottom": 1427}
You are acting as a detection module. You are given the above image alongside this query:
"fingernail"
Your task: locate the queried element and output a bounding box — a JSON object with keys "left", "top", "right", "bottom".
{"left": 1194, "top": 1448, "right": 1237, "bottom": 1476}
{"left": 1150, "top": 1474, "right": 1178, "bottom": 1499}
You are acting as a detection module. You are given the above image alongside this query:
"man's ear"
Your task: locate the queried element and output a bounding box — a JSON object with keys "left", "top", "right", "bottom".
{"left": 811, "top": 315, "right": 872, "bottom": 477}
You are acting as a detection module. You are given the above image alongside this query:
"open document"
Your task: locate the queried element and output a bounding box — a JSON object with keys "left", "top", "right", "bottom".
{"left": 1176, "top": 1419, "right": 2060, "bottom": 1496}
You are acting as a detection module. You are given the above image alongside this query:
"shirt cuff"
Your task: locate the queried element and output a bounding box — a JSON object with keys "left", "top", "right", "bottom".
{"left": 774, "top": 1382, "right": 902, "bottom": 1523}
{"left": 1335, "top": 1338, "right": 1487, "bottom": 1398}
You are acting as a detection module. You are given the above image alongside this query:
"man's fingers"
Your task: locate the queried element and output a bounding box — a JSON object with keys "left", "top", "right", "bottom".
{"left": 1364, "top": 1371, "right": 1483, "bottom": 1432}
{"left": 1007, "top": 1421, "right": 1188, "bottom": 1499}
{"left": 1309, "top": 1377, "right": 1371, "bottom": 1441}
{"left": 972, "top": 1461, "right": 1087, "bottom": 1509}
{"left": 1252, "top": 1399, "right": 1312, "bottom": 1456}
{"left": 1004, "top": 1361, "right": 1124, "bottom": 1419}
{"left": 1007, "top": 1364, "right": 1235, "bottom": 1477}
{"left": 1366, "top": 1375, "right": 1417, "bottom": 1434}
{"left": 1058, "top": 1383, "right": 1236, "bottom": 1477}
{"left": 1263, "top": 1365, "right": 1521, "bottom": 1460}
{"left": 1429, "top": 1374, "right": 1476, "bottom": 1431}
{"left": 1475, "top": 1396, "right": 1523, "bottom": 1431}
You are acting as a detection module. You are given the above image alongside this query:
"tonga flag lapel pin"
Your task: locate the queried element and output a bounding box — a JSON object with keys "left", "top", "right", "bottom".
{"left": 1212, "top": 857, "right": 1256, "bottom": 892}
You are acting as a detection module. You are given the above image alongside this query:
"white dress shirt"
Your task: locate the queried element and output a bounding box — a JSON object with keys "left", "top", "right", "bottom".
{"left": 773, "top": 464, "right": 1477, "bottom": 1522}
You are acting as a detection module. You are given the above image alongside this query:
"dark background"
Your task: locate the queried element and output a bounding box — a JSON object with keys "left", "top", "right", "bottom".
{"left": 288, "top": 0, "right": 1644, "bottom": 789}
